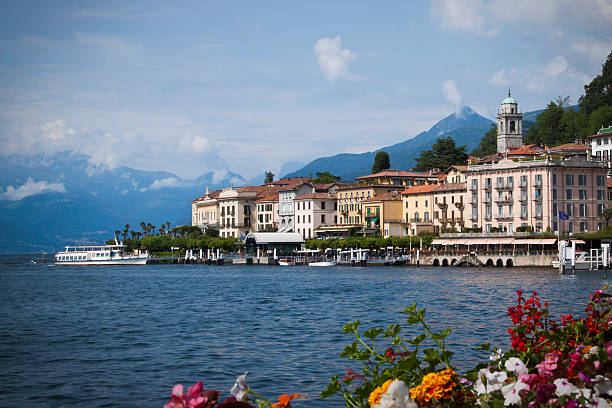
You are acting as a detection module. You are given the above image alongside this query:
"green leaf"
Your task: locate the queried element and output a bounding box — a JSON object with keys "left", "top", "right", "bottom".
{"left": 384, "top": 323, "right": 402, "bottom": 337}
{"left": 321, "top": 375, "right": 341, "bottom": 399}
{"left": 363, "top": 328, "right": 383, "bottom": 340}
{"left": 431, "top": 327, "right": 452, "bottom": 340}
{"left": 404, "top": 303, "right": 417, "bottom": 314}
{"left": 406, "top": 314, "right": 421, "bottom": 325}
{"left": 423, "top": 348, "right": 442, "bottom": 363}
{"left": 342, "top": 320, "right": 361, "bottom": 334}
{"left": 339, "top": 340, "right": 358, "bottom": 358}
{"left": 474, "top": 342, "right": 491, "bottom": 351}
{"left": 407, "top": 333, "right": 427, "bottom": 345}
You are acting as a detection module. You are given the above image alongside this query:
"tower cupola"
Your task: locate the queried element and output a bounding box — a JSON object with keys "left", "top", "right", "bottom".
{"left": 497, "top": 90, "right": 523, "bottom": 154}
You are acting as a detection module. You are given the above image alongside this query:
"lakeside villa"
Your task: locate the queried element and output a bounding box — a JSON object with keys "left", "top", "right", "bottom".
{"left": 192, "top": 93, "right": 612, "bottom": 247}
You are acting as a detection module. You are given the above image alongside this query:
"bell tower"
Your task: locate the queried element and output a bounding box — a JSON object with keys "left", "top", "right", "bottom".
{"left": 496, "top": 90, "right": 523, "bottom": 154}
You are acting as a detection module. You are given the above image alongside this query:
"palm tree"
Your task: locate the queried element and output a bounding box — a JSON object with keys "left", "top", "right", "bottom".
{"left": 146, "top": 223, "right": 152, "bottom": 236}
{"left": 136, "top": 232, "right": 142, "bottom": 240}
{"left": 151, "top": 225, "right": 156, "bottom": 235}
{"left": 159, "top": 224, "right": 166, "bottom": 235}
{"left": 130, "top": 231, "right": 136, "bottom": 240}
{"left": 122, "top": 224, "right": 130, "bottom": 241}
{"left": 140, "top": 222, "right": 146, "bottom": 237}
{"left": 114, "top": 230, "right": 121, "bottom": 242}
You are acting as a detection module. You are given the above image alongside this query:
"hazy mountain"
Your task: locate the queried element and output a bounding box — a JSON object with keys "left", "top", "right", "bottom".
{"left": 284, "top": 106, "right": 494, "bottom": 180}
{"left": 0, "top": 152, "right": 245, "bottom": 253}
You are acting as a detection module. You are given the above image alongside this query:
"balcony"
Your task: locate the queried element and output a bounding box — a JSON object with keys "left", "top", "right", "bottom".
{"left": 520, "top": 213, "right": 529, "bottom": 219}
{"left": 436, "top": 202, "right": 448, "bottom": 209}
{"left": 469, "top": 183, "right": 479, "bottom": 190}
{"left": 454, "top": 202, "right": 464, "bottom": 210}
{"left": 533, "top": 195, "right": 542, "bottom": 201}
{"left": 495, "top": 197, "right": 513, "bottom": 203}
{"left": 484, "top": 182, "right": 492, "bottom": 189}
{"left": 518, "top": 196, "right": 528, "bottom": 202}
{"left": 534, "top": 180, "right": 543, "bottom": 186}
{"left": 533, "top": 213, "right": 543, "bottom": 218}
{"left": 484, "top": 214, "right": 492, "bottom": 220}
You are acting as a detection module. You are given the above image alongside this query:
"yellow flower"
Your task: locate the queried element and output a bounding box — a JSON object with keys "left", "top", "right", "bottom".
{"left": 369, "top": 379, "right": 394, "bottom": 407}
{"left": 409, "top": 369, "right": 456, "bottom": 405}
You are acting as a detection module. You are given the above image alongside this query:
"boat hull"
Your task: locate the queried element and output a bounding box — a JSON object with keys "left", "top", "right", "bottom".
{"left": 308, "top": 261, "right": 336, "bottom": 267}
{"left": 278, "top": 260, "right": 295, "bottom": 266}
{"left": 55, "top": 257, "right": 149, "bottom": 266}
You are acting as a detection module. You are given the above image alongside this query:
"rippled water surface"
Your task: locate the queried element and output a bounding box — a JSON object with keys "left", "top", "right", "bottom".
{"left": 0, "top": 256, "right": 609, "bottom": 407}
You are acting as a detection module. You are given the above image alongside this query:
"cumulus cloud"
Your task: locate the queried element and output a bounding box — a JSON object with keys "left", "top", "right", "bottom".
{"left": 544, "top": 56, "right": 568, "bottom": 76}
{"left": 212, "top": 169, "right": 228, "bottom": 184}
{"left": 0, "top": 178, "right": 66, "bottom": 201}
{"left": 442, "top": 80, "right": 463, "bottom": 113}
{"left": 139, "top": 177, "right": 181, "bottom": 192}
{"left": 314, "top": 36, "right": 358, "bottom": 81}
{"left": 490, "top": 69, "right": 510, "bottom": 87}
{"left": 431, "top": 0, "right": 496, "bottom": 35}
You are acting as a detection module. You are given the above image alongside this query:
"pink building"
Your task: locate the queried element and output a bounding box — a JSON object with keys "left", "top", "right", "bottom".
{"left": 466, "top": 157, "right": 608, "bottom": 234}
{"left": 294, "top": 192, "right": 337, "bottom": 240}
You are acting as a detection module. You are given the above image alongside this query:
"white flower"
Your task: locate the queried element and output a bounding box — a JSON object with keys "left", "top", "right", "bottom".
{"left": 490, "top": 348, "right": 503, "bottom": 361}
{"left": 588, "top": 346, "right": 600, "bottom": 356}
{"left": 587, "top": 397, "right": 611, "bottom": 408}
{"left": 504, "top": 357, "right": 528, "bottom": 375}
{"left": 230, "top": 371, "right": 248, "bottom": 401}
{"left": 474, "top": 368, "right": 508, "bottom": 395}
{"left": 554, "top": 378, "right": 579, "bottom": 396}
{"left": 593, "top": 375, "right": 612, "bottom": 397}
{"left": 373, "top": 380, "right": 418, "bottom": 408}
{"left": 501, "top": 381, "right": 529, "bottom": 406}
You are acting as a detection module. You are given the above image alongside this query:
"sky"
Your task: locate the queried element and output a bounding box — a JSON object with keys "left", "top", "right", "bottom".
{"left": 0, "top": 0, "right": 610, "bottom": 180}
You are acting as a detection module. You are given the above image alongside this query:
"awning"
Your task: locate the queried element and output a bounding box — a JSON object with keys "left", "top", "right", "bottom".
{"left": 538, "top": 239, "right": 558, "bottom": 245}
{"left": 431, "top": 239, "right": 445, "bottom": 245}
{"left": 570, "top": 239, "right": 586, "bottom": 244}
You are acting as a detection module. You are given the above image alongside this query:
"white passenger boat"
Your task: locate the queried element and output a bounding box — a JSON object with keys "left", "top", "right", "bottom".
{"left": 278, "top": 259, "right": 295, "bottom": 266}
{"left": 308, "top": 261, "right": 336, "bottom": 267}
{"left": 54, "top": 243, "right": 149, "bottom": 265}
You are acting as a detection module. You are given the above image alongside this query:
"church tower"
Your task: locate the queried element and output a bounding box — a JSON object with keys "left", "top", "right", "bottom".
{"left": 496, "top": 90, "right": 523, "bottom": 154}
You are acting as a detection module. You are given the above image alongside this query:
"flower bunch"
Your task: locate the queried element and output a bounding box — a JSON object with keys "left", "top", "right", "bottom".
{"left": 322, "top": 289, "right": 611, "bottom": 407}
{"left": 409, "top": 369, "right": 455, "bottom": 405}
{"left": 164, "top": 373, "right": 303, "bottom": 408}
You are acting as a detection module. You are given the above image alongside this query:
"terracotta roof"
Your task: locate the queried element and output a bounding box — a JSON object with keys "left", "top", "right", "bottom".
{"left": 256, "top": 192, "right": 279, "bottom": 202}
{"left": 433, "top": 182, "right": 466, "bottom": 192}
{"left": 400, "top": 184, "right": 439, "bottom": 195}
{"left": 355, "top": 170, "right": 440, "bottom": 180}
{"left": 507, "top": 144, "right": 542, "bottom": 156}
{"left": 362, "top": 190, "right": 402, "bottom": 202}
{"left": 470, "top": 153, "right": 503, "bottom": 164}
{"left": 268, "top": 177, "right": 309, "bottom": 185}
{"left": 549, "top": 143, "right": 589, "bottom": 151}
{"left": 337, "top": 183, "right": 407, "bottom": 190}
{"left": 191, "top": 189, "right": 222, "bottom": 202}
{"left": 295, "top": 192, "right": 336, "bottom": 200}
{"left": 445, "top": 165, "right": 467, "bottom": 172}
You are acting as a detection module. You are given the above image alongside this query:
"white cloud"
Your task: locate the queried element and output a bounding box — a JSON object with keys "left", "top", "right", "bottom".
{"left": 1, "top": 178, "right": 66, "bottom": 201}
{"left": 212, "top": 169, "right": 228, "bottom": 184}
{"left": 139, "top": 177, "right": 181, "bottom": 192}
{"left": 314, "top": 36, "right": 358, "bottom": 81}
{"left": 442, "top": 80, "right": 462, "bottom": 110}
{"left": 490, "top": 69, "right": 509, "bottom": 87}
{"left": 544, "top": 56, "right": 568, "bottom": 77}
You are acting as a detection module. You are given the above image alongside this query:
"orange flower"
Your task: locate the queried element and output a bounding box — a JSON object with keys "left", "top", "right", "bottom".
{"left": 271, "top": 394, "right": 302, "bottom": 407}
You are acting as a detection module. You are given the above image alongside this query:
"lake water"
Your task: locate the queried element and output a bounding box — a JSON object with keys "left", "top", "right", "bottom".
{"left": 0, "top": 256, "right": 609, "bottom": 407}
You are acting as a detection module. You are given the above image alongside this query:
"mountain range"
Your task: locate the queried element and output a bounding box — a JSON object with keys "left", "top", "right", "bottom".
{"left": 284, "top": 106, "right": 494, "bottom": 181}
{"left": 2, "top": 105, "right": 549, "bottom": 253}
{"left": 0, "top": 152, "right": 245, "bottom": 253}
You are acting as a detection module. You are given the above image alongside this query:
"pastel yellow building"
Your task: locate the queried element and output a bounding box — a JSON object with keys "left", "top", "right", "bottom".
{"left": 361, "top": 191, "right": 405, "bottom": 237}
{"left": 401, "top": 185, "right": 437, "bottom": 235}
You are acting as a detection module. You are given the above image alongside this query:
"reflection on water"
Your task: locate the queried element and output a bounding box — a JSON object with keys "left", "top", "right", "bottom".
{"left": 0, "top": 256, "right": 608, "bottom": 407}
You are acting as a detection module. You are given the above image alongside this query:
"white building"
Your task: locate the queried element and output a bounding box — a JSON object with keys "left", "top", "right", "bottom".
{"left": 278, "top": 182, "right": 316, "bottom": 232}
{"left": 192, "top": 188, "right": 221, "bottom": 230}
{"left": 497, "top": 90, "right": 524, "bottom": 154}
{"left": 294, "top": 192, "right": 338, "bottom": 239}
{"left": 589, "top": 125, "right": 612, "bottom": 165}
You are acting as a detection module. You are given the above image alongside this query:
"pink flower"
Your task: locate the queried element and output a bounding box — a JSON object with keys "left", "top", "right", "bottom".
{"left": 605, "top": 342, "right": 612, "bottom": 358}
{"left": 536, "top": 353, "right": 559, "bottom": 377}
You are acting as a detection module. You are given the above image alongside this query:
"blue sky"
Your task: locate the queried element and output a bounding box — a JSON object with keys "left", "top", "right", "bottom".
{"left": 0, "top": 1, "right": 610, "bottom": 180}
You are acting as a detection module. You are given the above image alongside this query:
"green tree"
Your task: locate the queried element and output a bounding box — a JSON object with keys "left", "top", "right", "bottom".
{"left": 413, "top": 137, "right": 468, "bottom": 171}
{"left": 372, "top": 151, "right": 391, "bottom": 173}
{"left": 264, "top": 171, "right": 274, "bottom": 183}
{"left": 524, "top": 96, "right": 569, "bottom": 146}
{"left": 205, "top": 227, "right": 220, "bottom": 237}
{"left": 587, "top": 106, "right": 612, "bottom": 135}
{"left": 471, "top": 124, "right": 497, "bottom": 157}
{"left": 311, "top": 171, "right": 341, "bottom": 183}
{"left": 579, "top": 51, "right": 612, "bottom": 116}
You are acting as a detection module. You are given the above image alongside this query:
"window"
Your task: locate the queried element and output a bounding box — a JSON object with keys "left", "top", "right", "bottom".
{"left": 521, "top": 204, "right": 528, "bottom": 217}
{"left": 553, "top": 221, "right": 558, "bottom": 232}
{"left": 485, "top": 205, "right": 492, "bottom": 219}
{"left": 472, "top": 192, "right": 477, "bottom": 203}
{"left": 553, "top": 189, "right": 557, "bottom": 200}
{"left": 553, "top": 203, "right": 558, "bottom": 215}
{"left": 579, "top": 175, "right": 587, "bottom": 185}
{"left": 597, "top": 175, "right": 605, "bottom": 186}
{"left": 472, "top": 207, "right": 478, "bottom": 219}
{"left": 521, "top": 189, "right": 527, "bottom": 200}
{"left": 485, "top": 178, "right": 492, "bottom": 188}
{"left": 415, "top": 200, "right": 419, "bottom": 208}
{"left": 569, "top": 222, "right": 573, "bottom": 233}
{"left": 579, "top": 204, "right": 586, "bottom": 217}
{"left": 536, "top": 203, "right": 542, "bottom": 217}
{"left": 508, "top": 204, "right": 514, "bottom": 217}
{"left": 552, "top": 174, "right": 557, "bottom": 185}
{"left": 566, "top": 189, "right": 573, "bottom": 200}
{"left": 471, "top": 179, "right": 478, "bottom": 189}
{"left": 535, "top": 189, "right": 542, "bottom": 200}
{"left": 566, "top": 174, "right": 574, "bottom": 185}
{"left": 567, "top": 204, "right": 573, "bottom": 216}
{"left": 425, "top": 200, "right": 428, "bottom": 207}
{"left": 579, "top": 190, "right": 587, "bottom": 200}
{"left": 598, "top": 190, "right": 604, "bottom": 200}
{"left": 485, "top": 191, "right": 491, "bottom": 202}
{"left": 535, "top": 174, "right": 542, "bottom": 186}
{"left": 520, "top": 175, "right": 527, "bottom": 186}
{"left": 498, "top": 205, "right": 504, "bottom": 218}
{"left": 580, "top": 222, "right": 586, "bottom": 232}
{"left": 424, "top": 212, "right": 430, "bottom": 222}
{"left": 598, "top": 204, "right": 604, "bottom": 216}
{"left": 497, "top": 177, "right": 504, "bottom": 187}
{"left": 507, "top": 176, "right": 514, "bottom": 187}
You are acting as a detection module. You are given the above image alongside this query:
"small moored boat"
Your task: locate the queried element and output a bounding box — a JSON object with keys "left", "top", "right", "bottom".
{"left": 278, "top": 259, "right": 295, "bottom": 266}
{"left": 308, "top": 261, "right": 336, "bottom": 267}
